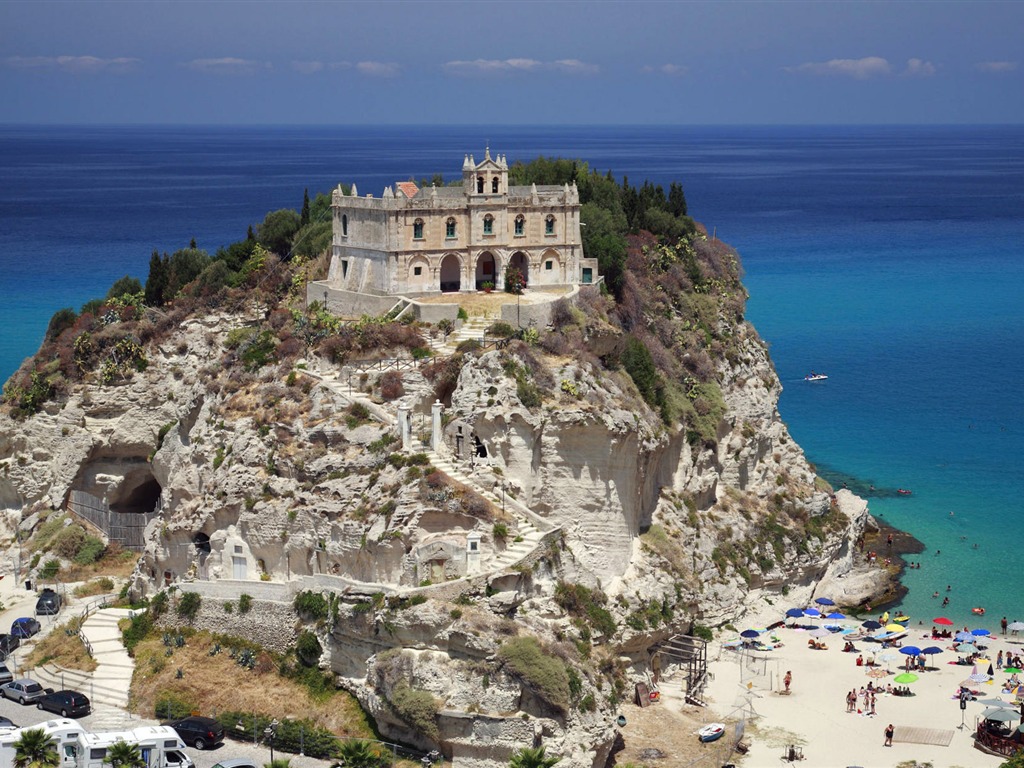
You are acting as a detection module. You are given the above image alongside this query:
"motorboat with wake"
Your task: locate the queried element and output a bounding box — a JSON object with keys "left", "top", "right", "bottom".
{"left": 805, "top": 372, "right": 828, "bottom": 381}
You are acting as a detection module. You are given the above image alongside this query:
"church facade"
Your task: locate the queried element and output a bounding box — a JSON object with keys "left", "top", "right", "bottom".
{"left": 326, "top": 149, "right": 598, "bottom": 296}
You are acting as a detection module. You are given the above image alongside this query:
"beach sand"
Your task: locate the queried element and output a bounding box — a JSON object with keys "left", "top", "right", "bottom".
{"left": 698, "top": 614, "right": 1022, "bottom": 767}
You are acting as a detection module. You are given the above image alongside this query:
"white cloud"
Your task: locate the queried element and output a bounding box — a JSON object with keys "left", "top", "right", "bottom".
{"left": 444, "top": 58, "right": 597, "bottom": 76}
{"left": 641, "top": 64, "right": 688, "bottom": 76}
{"left": 975, "top": 61, "right": 1017, "bottom": 73}
{"left": 902, "top": 58, "right": 936, "bottom": 77}
{"left": 291, "top": 60, "right": 324, "bottom": 75}
{"left": 184, "top": 58, "right": 267, "bottom": 75}
{"left": 786, "top": 56, "right": 891, "bottom": 79}
{"left": 4, "top": 55, "right": 139, "bottom": 73}
{"left": 356, "top": 61, "right": 399, "bottom": 77}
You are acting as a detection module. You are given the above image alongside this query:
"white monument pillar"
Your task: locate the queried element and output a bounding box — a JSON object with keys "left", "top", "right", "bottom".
{"left": 466, "top": 531, "right": 482, "bottom": 576}
{"left": 431, "top": 400, "right": 443, "bottom": 451}
{"left": 397, "top": 404, "right": 411, "bottom": 450}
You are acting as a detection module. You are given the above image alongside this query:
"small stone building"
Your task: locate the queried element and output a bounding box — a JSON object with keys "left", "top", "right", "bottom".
{"left": 327, "top": 148, "right": 598, "bottom": 295}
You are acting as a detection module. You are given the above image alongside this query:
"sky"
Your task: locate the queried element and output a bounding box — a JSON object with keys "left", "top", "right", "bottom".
{"left": 0, "top": 0, "right": 1021, "bottom": 125}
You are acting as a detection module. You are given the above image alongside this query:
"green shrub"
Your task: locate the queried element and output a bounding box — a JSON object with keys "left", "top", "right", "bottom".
{"left": 390, "top": 682, "right": 440, "bottom": 740}
{"left": 691, "top": 624, "right": 713, "bottom": 642}
{"left": 122, "top": 611, "right": 153, "bottom": 654}
{"left": 487, "top": 321, "right": 516, "bottom": 338}
{"left": 497, "top": 636, "right": 570, "bottom": 715}
{"left": 294, "top": 590, "right": 329, "bottom": 620}
{"left": 155, "top": 691, "right": 196, "bottom": 720}
{"left": 150, "top": 590, "right": 169, "bottom": 619}
{"left": 73, "top": 536, "right": 105, "bottom": 565}
{"left": 457, "top": 307, "right": 468, "bottom": 321}
{"left": 176, "top": 592, "right": 202, "bottom": 622}
{"left": 554, "top": 581, "right": 617, "bottom": 637}
{"left": 492, "top": 522, "right": 509, "bottom": 541}
{"left": 52, "top": 524, "right": 87, "bottom": 559}
{"left": 296, "top": 631, "right": 323, "bottom": 665}
{"left": 238, "top": 593, "right": 253, "bottom": 614}
{"left": 40, "top": 559, "right": 61, "bottom": 578}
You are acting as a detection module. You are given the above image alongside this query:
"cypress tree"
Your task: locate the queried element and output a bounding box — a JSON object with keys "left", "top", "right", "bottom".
{"left": 144, "top": 250, "right": 168, "bottom": 306}
{"left": 300, "top": 188, "right": 311, "bottom": 227}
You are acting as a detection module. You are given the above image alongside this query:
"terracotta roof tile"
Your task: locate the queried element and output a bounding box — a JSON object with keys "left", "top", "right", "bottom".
{"left": 396, "top": 181, "right": 419, "bottom": 199}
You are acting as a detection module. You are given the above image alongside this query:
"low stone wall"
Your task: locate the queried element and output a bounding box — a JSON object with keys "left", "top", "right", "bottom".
{"left": 310, "top": 282, "right": 398, "bottom": 318}
{"left": 159, "top": 590, "right": 297, "bottom": 655}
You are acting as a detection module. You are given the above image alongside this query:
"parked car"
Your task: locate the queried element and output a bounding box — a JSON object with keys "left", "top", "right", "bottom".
{"left": 162, "top": 716, "right": 224, "bottom": 750}
{"left": 0, "top": 664, "right": 13, "bottom": 686}
{"left": 0, "top": 635, "right": 20, "bottom": 658}
{"left": 212, "top": 761, "right": 258, "bottom": 768}
{"left": 36, "top": 689, "right": 90, "bottom": 718}
{"left": 10, "top": 618, "right": 41, "bottom": 639}
{"left": 35, "top": 588, "right": 61, "bottom": 616}
{"left": 0, "top": 679, "right": 47, "bottom": 705}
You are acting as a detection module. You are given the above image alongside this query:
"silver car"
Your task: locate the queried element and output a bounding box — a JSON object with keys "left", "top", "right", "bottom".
{"left": 1, "top": 679, "right": 46, "bottom": 705}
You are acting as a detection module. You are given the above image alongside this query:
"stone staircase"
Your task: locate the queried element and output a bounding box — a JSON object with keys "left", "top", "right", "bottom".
{"left": 32, "top": 607, "right": 137, "bottom": 727}
{"left": 431, "top": 315, "right": 492, "bottom": 355}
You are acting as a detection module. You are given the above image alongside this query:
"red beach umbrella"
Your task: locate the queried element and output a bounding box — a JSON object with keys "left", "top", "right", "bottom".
{"left": 934, "top": 617, "right": 954, "bottom": 625}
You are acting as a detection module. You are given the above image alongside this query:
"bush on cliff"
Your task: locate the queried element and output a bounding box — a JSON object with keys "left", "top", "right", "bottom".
{"left": 388, "top": 682, "right": 440, "bottom": 741}
{"left": 497, "top": 636, "right": 570, "bottom": 715}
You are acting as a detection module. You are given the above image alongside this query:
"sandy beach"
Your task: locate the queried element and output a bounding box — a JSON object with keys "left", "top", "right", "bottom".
{"left": 701, "top": 605, "right": 1022, "bottom": 767}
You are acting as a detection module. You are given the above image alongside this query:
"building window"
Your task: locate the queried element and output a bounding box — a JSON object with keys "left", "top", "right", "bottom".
{"left": 545, "top": 261, "right": 553, "bottom": 270}
{"left": 545, "top": 215, "right": 555, "bottom": 235}
{"left": 342, "top": 214, "right": 348, "bottom": 236}
{"left": 483, "top": 215, "right": 493, "bottom": 235}
{"left": 341, "top": 260, "right": 348, "bottom": 278}
{"left": 413, "top": 218, "right": 424, "bottom": 239}
{"left": 446, "top": 218, "right": 456, "bottom": 238}
{"left": 414, "top": 266, "right": 422, "bottom": 276}
{"left": 492, "top": 176, "right": 499, "bottom": 193}
{"left": 515, "top": 215, "right": 525, "bottom": 236}
{"left": 477, "top": 176, "right": 484, "bottom": 194}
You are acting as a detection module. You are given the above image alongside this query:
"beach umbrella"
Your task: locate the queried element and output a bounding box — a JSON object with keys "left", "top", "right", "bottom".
{"left": 933, "top": 617, "right": 953, "bottom": 625}
{"left": 921, "top": 646, "right": 943, "bottom": 659}
{"left": 899, "top": 646, "right": 922, "bottom": 656}
{"left": 1008, "top": 621, "right": 1024, "bottom": 631}
{"left": 976, "top": 698, "right": 1015, "bottom": 708}
{"left": 803, "top": 608, "right": 822, "bottom": 618}
{"left": 885, "top": 624, "right": 907, "bottom": 633}
{"left": 957, "top": 643, "right": 978, "bottom": 655}
{"left": 894, "top": 673, "right": 918, "bottom": 684}
{"left": 807, "top": 626, "right": 831, "bottom": 638}
{"left": 956, "top": 631, "right": 974, "bottom": 642}
{"left": 862, "top": 620, "right": 882, "bottom": 630}
{"left": 988, "top": 663, "right": 995, "bottom": 677}
{"left": 826, "top": 612, "right": 846, "bottom": 620}
{"left": 1004, "top": 666, "right": 1022, "bottom": 674}
{"left": 740, "top": 629, "right": 760, "bottom": 639}
{"left": 964, "top": 673, "right": 992, "bottom": 685}
{"left": 982, "top": 708, "right": 1019, "bottom": 722}
{"left": 785, "top": 608, "right": 805, "bottom": 618}
{"left": 973, "top": 628, "right": 992, "bottom": 636}
{"left": 815, "top": 597, "right": 836, "bottom": 606}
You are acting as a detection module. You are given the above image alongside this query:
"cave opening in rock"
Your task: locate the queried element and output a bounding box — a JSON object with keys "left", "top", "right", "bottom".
{"left": 108, "top": 470, "right": 162, "bottom": 515}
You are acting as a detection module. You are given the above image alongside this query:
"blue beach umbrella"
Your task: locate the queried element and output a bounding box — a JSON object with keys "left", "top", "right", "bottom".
{"left": 956, "top": 631, "right": 975, "bottom": 642}
{"left": 862, "top": 620, "right": 882, "bottom": 630}
{"left": 973, "top": 628, "right": 992, "bottom": 636}
{"left": 921, "top": 646, "right": 944, "bottom": 656}
{"left": 740, "top": 629, "right": 760, "bottom": 639}
{"left": 786, "top": 608, "right": 805, "bottom": 618}
{"left": 803, "top": 608, "right": 822, "bottom": 618}
{"left": 900, "top": 646, "right": 923, "bottom": 656}
{"left": 815, "top": 597, "right": 836, "bottom": 606}
{"left": 827, "top": 612, "right": 847, "bottom": 620}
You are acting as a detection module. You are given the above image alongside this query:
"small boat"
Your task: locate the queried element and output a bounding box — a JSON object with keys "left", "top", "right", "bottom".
{"left": 972, "top": 607, "right": 986, "bottom": 616}
{"left": 805, "top": 372, "right": 828, "bottom": 381}
{"left": 893, "top": 614, "right": 910, "bottom": 623}
{"left": 698, "top": 723, "right": 726, "bottom": 743}
{"left": 897, "top": 489, "right": 912, "bottom": 496}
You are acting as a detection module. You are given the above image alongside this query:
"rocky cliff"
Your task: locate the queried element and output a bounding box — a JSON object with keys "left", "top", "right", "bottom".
{"left": 0, "top": 236, "right": 886, "bottom": 767}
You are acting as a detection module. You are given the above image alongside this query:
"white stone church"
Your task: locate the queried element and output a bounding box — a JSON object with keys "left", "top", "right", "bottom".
{"left": 326, "top": 149, "right": 598, "bottom": 296}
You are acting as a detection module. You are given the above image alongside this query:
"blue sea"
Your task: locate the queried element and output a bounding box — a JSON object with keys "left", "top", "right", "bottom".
{"left": 2, "top": 125, "right": 1022, "bottom": 626}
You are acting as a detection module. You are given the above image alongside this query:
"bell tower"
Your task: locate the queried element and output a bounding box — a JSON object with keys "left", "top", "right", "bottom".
{"left": 462, "top": 147, "right": 508, "bottom": 197}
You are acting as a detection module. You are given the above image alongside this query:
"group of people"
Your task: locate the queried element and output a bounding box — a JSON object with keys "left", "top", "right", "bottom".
{"left": 996, "top": 650, "right": 1023, "bottom": 669}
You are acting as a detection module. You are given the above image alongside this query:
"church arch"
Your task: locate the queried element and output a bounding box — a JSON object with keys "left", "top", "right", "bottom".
{"left": 408, "top": 255, "right": 431, "bottom": 292}
{"left": 439, "top": 254, "right": 462, "bottom": 292}
{"left": 538, "top": 249, "right": 562, "bottom": 285}
{"left": 508, "top": 251, "right": 529, "bottom": 288}
{"left": 475, "top": 251, "right": 497, "bottom": 290}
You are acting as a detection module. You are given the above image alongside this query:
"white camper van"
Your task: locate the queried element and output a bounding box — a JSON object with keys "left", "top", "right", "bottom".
{"left": 0, "top": 719, "right": 194, "bottom": 768}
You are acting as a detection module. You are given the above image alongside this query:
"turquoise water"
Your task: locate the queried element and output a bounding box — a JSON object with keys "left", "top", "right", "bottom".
{"left": 1, "top": 125, "right": 1021, "bottom": 625}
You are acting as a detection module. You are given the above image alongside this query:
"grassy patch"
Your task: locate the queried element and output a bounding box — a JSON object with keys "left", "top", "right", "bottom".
{"left": 25, "top": 617, "right": 98, "bottom": 673}
{"left": 497, "top": 636, "right": 570, "bottom": 715}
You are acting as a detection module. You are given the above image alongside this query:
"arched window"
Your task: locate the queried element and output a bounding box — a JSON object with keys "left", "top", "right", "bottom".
{"left": 477, "top": 176, "right": 484, "bottom": 194}
{"left": 545, "top": 215, "right": 555, "bottom": 235}
{"left": 342, "top": 214, "right": 348, "bottom": 237}
{"left": 514, "top": 215, "right": 525, "bottom": 236}
{"left": 492, "top": 176, "right": 499, "bottom": 193}
{"left": 483, "top": 215, "right": 493, "bottom": 235}
{"left": 446, "top": 218, "right": 456, "bottom": 239}
{"left": 413, "top": 218, "right": 424, "bottom": 239}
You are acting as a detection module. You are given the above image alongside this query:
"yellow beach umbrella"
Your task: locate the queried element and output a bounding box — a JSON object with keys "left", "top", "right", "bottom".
{"left": 885, "top": 624, "right": 906, "bottom": 633}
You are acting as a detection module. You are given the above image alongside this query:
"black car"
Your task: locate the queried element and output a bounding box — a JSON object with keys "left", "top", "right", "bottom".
{"left": 0, "top": 716, "right": 16, "bottom": 728}
{"left": 0, "top": 664, "right": 12, "bottom": 686}
{"left": 0, "top": 635, "right": 19, "bottom": 658}
{"left": 163, "top": 716, "right": 224, "bottom": 750}
{"left": 11, "top": 618, "right": 41, "bottom": 639}
{"left": 36, "top": 689, "right": 90, "bottom": 718}
{"left": 35, "top": 589, "right": 61, "bottom": 616}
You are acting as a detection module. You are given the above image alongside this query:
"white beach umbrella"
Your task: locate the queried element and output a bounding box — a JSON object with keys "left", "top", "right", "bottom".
{"left": 1008, "top": 621, "right": 1024, "bottom": 631}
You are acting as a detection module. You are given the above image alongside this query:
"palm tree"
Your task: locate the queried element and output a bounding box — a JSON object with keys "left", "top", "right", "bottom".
{"left": 509, "top": 746, "right": 559, "bottom": 768}
{"left": 263, "top": 760, "right": 292, "bottom": 768}
{"left": 13, "top": 728, "right": 59, "bottom": 768}
{"left": 102, "top": 740, "right": 145, "bottom": 768}
{"left": 334, "top": 739, "right": 387, "bottom": 768}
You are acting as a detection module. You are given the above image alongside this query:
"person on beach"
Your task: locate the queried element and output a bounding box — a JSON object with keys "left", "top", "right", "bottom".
{"left": 870, "top": 692, "right": 876, "bottom": 715}
{"left": 847, "top": 689, "right": 857, "bottom": 712}
{"left": 884, "top": 723, "right": 894, "bottom": 746}
{"left": 784, "top": 670, "right": 792, "bottom": 692}
{"left": 1002, "top": 616, "right": 1008, "bottom": 635}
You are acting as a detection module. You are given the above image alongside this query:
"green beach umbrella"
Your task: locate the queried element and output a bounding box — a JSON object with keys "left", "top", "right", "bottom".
{"left": 894, "top": 673, "right": 918, "bottom": 684}
{"left": 1004, "top": 666, "right": 1022, "bottom": 674}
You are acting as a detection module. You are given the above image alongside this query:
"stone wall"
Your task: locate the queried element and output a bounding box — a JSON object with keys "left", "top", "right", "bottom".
{"left": 159, "top": 591, "right": 298, "bottom": 655}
